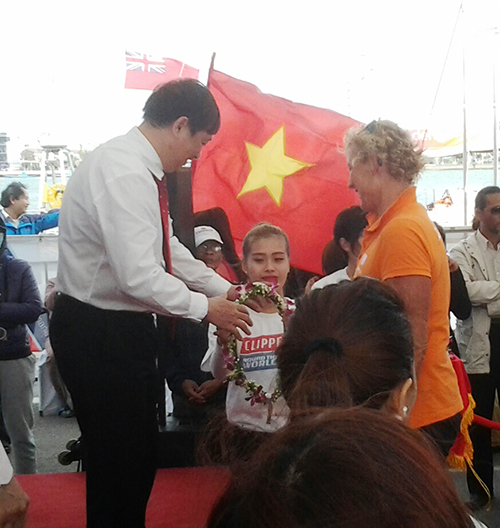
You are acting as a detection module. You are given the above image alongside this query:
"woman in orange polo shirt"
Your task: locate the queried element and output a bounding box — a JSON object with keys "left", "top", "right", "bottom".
{"left": 344, "top": 119, "right": 462, "bottom": 456}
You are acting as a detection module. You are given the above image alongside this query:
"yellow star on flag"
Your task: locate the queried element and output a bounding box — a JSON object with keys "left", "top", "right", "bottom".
{"left": 237, "top": 125, "right": 315, "bottom": 206}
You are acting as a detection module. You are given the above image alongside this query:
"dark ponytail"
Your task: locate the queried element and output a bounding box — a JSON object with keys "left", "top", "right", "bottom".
{"left": 277, "top": 278, "right": 414, "bottom": 415}
{"left": 322, "top": 206, "right": 367, "bottom": 274}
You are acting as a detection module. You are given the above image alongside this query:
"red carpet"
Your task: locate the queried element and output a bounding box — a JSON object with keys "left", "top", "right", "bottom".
{"left": 17, "top": 467, "right": 230, "bottom": 527}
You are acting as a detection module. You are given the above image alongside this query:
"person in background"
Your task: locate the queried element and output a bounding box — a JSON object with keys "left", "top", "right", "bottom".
{"left": 45, "top": 279, "right": 74, "bottom": 418}
{"left": 0, "top": 218, "right": 44, "bottom": 474}
{"left": 166, "top": 226, "right": 228, "bottom": 426}
{"left": 207, "top": 408, "right": 483, "bottom": 528}
{"left": 0, "top": 443, "right": 29, "bottom": 528}
{"left": 193, "top": 226, "right": 234, "bottom": 283}
{"left": 310, "top": 205, "right": 367, "bottom": 290}
{"left": 277, "top": 279, "right": 416, "bottom": 423}
{"left": 194, "top": 208, "right": 245, "bottom": 283}
{"left": 0, "top": 182, "right": 59, "bottom": 235}
{"left": 345, "top": 119, "right": 462, "bottom": 457}
{"left": 450, "top": 186, "right": 500, "bottom": 510}
{"left": 434, "top": 222, "right": 472, "bottom": 357}
{"left": 319, "top": 239, "right": 336, "bottom": 274}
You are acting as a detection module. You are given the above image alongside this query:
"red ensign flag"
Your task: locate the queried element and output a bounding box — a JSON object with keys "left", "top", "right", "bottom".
{"left": 125, "top": 51, "right": 199, "bottom": 90}
{"left": 192, "top": 69, "right": 361, "bottom": 274}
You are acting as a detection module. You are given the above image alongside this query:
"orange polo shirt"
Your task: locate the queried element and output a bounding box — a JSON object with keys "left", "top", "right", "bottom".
{"left": 355, "top": 186, "right": 462, "bottom": 429}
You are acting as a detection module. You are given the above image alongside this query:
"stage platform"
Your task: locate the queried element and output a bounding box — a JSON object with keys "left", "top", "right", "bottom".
{"left": 17, "top": 467, "right": 230, "bottom": 528}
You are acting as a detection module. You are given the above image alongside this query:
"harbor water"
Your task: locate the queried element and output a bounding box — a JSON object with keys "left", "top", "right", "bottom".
{"left": 417, "top": 167, "right": 497, "bottom": 228}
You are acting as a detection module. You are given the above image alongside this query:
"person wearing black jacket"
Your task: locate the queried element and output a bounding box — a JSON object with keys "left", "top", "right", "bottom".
{"left": 434, "top": 222, "right": 472, "bottom": 355}
{"left": 0, "top": 218, "right": 43, "bottom": 473}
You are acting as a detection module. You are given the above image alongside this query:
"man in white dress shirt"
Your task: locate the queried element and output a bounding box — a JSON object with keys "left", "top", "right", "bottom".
{"left": 49, "top": 79, "right": 251, "bottom": 528}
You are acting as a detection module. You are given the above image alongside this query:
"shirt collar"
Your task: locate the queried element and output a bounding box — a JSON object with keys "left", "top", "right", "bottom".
{"left": 128, "top": 127, "right": 164, "bottom": 180}
{"left": 1, "top": 209, "right": 19, "bottom": 225}
{"left": 365, "top": 186, "right": 416, "bottom": 233}
{"left": 476, "top": 228, "right": 499, "bottom": 252}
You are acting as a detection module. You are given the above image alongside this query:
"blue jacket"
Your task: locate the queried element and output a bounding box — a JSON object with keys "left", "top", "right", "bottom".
{"left": 0, "top": 253, "right": 44, "bottom": 360}
{"left": 4, "top": 211, "right": 59, "bottom": 235}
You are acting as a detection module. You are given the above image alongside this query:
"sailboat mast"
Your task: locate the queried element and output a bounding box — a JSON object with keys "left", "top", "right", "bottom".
{"left": 494, "top": 41, "right": 498, "bottom": 185}
{"left": 462, "top": 14, "right": 468, "bottom": 226}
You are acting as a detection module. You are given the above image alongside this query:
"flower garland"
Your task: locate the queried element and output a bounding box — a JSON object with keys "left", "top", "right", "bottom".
{"left": 222, "top": 282, "right": 293, "bottom": 411}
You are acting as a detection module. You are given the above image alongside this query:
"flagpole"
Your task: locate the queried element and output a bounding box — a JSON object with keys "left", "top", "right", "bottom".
{"left": 461, "top": 3, "right": 468, "bottom": 226}
{"left": 192, "top": 53, "right": 216, "bottom": 181}
{"left": 207, "top": 52, "right": 216, "bottom": 88}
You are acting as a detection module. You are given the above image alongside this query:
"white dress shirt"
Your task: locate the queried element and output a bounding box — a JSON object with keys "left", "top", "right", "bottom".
{"left": 476, "top": 229, "right": 500, "bottom": 282}
{"left": 56, "top": 127, "right": 230, "bottom": 322}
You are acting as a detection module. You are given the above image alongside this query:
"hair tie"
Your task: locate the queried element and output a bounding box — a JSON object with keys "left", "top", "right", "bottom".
{"left": 302, "top": 337, "right": 343, "bottom": 361}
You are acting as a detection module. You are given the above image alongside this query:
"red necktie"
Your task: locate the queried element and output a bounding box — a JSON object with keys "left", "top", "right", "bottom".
{"left": 153, "top": 175, "right": 172, "bottom": 274}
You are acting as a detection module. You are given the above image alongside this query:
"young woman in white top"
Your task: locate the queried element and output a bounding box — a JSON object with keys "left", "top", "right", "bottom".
{"left": 200, "top": 223, "right": 293, "bottom": 462}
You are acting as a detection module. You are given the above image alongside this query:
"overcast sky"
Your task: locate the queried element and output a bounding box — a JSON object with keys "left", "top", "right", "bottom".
{"left": 2, "top": 0, "right": 499, "bottom": 156}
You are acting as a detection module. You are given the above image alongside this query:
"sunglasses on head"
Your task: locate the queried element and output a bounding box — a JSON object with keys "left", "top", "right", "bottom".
{"left": 364, "top": 120, "right": 377, "bottom": 134}
{"left": 361, "top": 121, "right": 382, "bottom": 166}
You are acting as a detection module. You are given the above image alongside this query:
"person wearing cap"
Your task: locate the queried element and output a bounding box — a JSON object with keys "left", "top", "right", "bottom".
{"left": 166, "top": 226, "right": 229, "bottom": 431}
{"left": 194, "top": 226, "right": 224, "bottom": 268}
{"left": 194, "top": 225, "right": 237, "bottom": 282}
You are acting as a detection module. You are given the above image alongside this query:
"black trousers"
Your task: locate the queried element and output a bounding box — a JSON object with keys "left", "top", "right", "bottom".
{"left": 50, "top": 294, "right": 159, "bottom": 528}
{"left": 467, "top": 321, "right": 500, "bottom": 498}
{"left": 421, "top": 412, "right": 461, "bottom": 459}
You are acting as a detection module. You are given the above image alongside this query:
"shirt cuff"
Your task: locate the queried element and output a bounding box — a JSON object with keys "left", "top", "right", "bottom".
{"left": 188, "top": 291, "right": 210, "bottom": 322}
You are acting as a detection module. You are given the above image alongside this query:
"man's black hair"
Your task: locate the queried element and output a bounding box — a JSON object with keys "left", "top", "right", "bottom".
{"left": 475, "top": 186, "right": 500, "bottom": 211}
{"left": 0, "top": 182, "right": 27, "bottom": 208}
{"left": 142, "top": 79, "right": 220, "bottom": 135}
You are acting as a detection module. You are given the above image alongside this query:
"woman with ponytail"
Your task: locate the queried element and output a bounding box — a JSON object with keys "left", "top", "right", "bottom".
{"left": 312, "top": 206, "right": 367, "bottom": 290}
{"left": 207, "top": 279, "right": 487, "bottom": 528}
{"left": 207, "top": 408, "right": 483, "bottom": 528}
{"left": 277, "top": 277, "right": 416, "bottom": 422}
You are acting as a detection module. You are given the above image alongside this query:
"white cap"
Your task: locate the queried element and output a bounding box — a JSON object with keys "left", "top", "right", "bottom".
{"left": 194, "top": 226, "right": 224, "bottom": 247}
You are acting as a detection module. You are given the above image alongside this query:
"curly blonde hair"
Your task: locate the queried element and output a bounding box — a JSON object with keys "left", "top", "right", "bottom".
{"left": 344, "top": 120, "right": 425, "bottom": 184}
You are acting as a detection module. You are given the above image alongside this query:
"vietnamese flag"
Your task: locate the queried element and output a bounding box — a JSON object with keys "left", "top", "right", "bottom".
{"left": 192, "top": 69, "right": 361, "bottom": 274}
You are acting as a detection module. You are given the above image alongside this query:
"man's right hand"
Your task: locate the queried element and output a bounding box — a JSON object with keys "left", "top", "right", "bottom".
{"left": 206, "top": 296, "right": 252, "bottom": 340}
